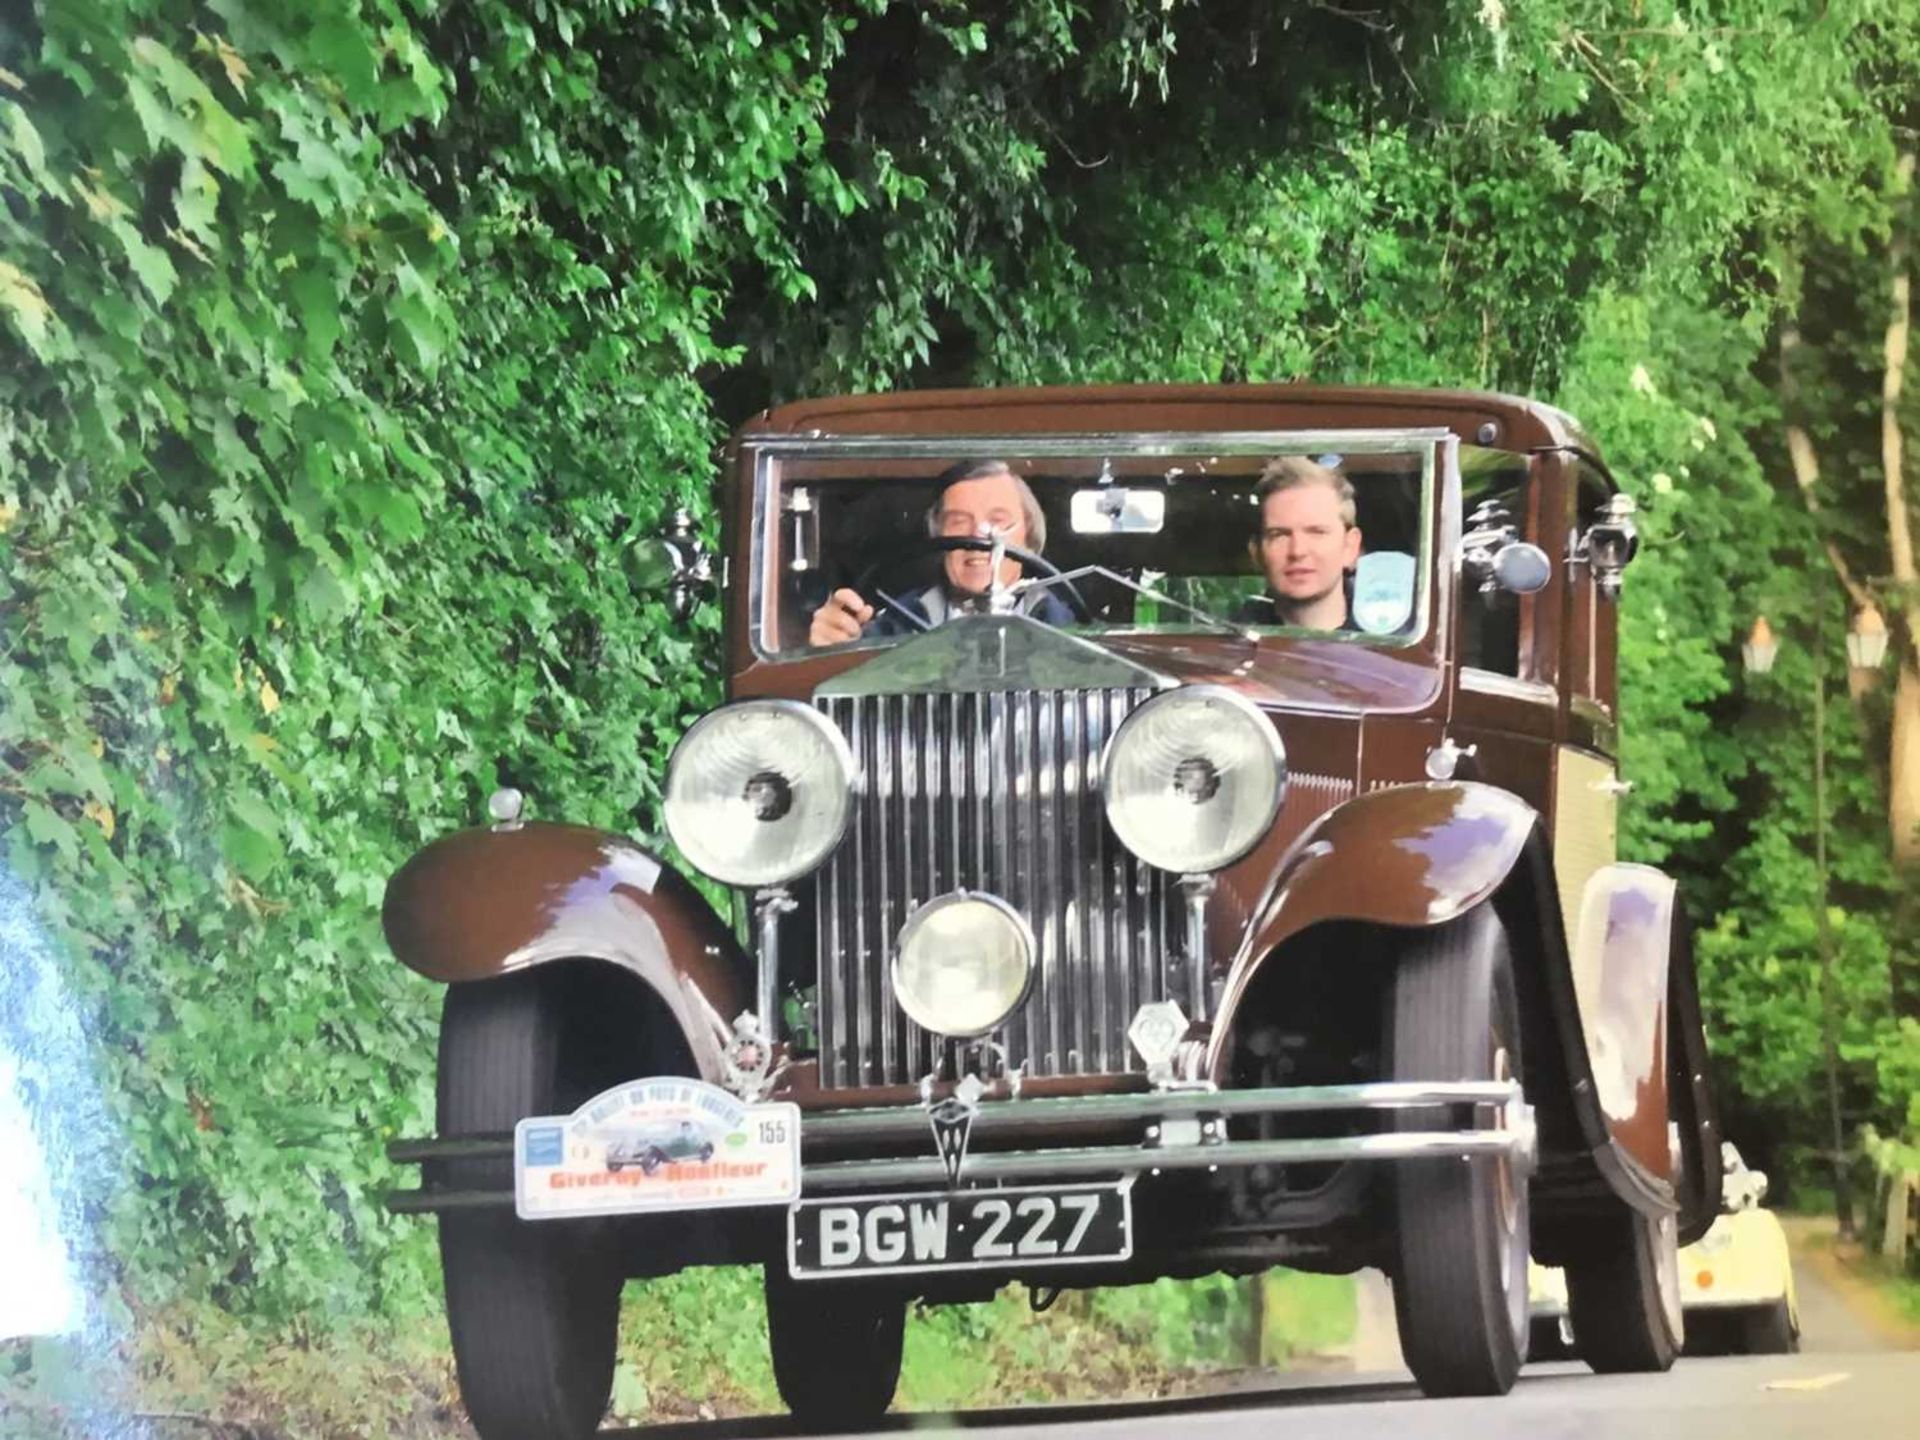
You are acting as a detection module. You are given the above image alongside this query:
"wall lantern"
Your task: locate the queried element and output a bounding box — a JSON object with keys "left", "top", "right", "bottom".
{"left": 1741, "top": 616, "right": 1778, "bottom": 676}
{"left": 1846, "top": 603, "right": 1889, "bottom": 672}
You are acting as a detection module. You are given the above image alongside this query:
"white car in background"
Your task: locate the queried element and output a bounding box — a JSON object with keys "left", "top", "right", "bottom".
{"left": 1530, "top": 1143, "right": 1799, "bottom": 1361}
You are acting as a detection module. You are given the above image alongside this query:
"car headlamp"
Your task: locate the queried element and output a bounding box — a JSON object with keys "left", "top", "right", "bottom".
{"left": 1102, "top": 686, "right": 1285, "bottom": 874}
{"left": 892, "top": 892, "right": 1036, "bottom": 1038}
{"left": 663, "top": 701, "right": 856, "bottom": 887}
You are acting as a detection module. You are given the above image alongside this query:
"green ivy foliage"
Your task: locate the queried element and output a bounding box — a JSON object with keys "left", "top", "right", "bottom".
{"left": 2, "top": 0, "right": 1917, "bottom": 1336}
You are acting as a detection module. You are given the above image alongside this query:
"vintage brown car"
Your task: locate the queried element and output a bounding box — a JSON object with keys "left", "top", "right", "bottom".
{"left": 384, "top": 385, "right": 1722, "bottom": 1439}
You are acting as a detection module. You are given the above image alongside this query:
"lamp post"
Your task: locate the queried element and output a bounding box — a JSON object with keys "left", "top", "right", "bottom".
{"left": 1743, "top": 607, "right": 1886, "bottom": 1239}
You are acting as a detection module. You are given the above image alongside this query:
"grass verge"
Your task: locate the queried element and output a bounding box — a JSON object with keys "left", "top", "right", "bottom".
{"left": 1, "top": 1268, "right": 1358, "bottom": 1437}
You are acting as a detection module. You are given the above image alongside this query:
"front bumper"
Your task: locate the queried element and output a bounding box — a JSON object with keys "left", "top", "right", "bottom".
{"left": 386, "top": 1079, "right": 1534, "bottom": 1214}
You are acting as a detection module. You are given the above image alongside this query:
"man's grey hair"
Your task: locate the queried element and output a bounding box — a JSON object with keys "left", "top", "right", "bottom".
{"left": 925, "top": 459, "right": 1048, "bottom": 553}
{"left": 1254, "top": 455, "right": 1356, "bottom": 529}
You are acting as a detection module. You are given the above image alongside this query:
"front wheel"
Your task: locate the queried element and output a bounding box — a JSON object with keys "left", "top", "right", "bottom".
{"left": 1387, "top": 907, "right": 1531, "bottom": 1397}
{"left": 765, "top": 1266, "right": 906, "bottom": 1426}
{"left": 1566, "top": 1208, "right": 1684, "bottom": 1373}
{"left": 436, "top": 972, "right": 625, "bottom": 1440}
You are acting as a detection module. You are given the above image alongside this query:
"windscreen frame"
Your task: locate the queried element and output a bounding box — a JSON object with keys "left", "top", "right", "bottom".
{"left": 743, "top": 429, "right": 1451, "bottom": 663}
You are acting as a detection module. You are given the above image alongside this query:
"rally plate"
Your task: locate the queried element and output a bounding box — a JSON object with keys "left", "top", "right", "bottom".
{"left": 787, "top": 1182, "right": 1133, "bottom": 1279}
{"left": 515, "top": 1077, "right": 799, "bottom": 1220}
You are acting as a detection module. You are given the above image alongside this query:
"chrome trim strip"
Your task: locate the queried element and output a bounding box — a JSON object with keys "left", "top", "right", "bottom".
{"left": 851, "top": 698, "right": 872, "bottom": 1083}
{"left": 801, "top": 1080, "right": 1524, "bottom": 1142}
{"left": 386, "top": 1080, "right": 1522, "bottom": 1165}
{"left": 746, "top": 429, "right": 1456, "bottom": 457}
{"left": 1026, "top": 691, "right": 1051, "bottom": 1069}
{"left": 800, "top": 1128, "right": 1532, "bottom": 1192}
{"left": 1087, "top": 691, "right": 1115, "bottom": 1075}
{"left": 1459, "top": 668, "right": 1558, "bottom": 703}
{"left": 876, "top": 694, "right": 898, "bottom": 1076}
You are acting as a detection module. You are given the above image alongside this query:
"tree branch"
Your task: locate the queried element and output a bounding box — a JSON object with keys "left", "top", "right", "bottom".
{"left": 1779, "top": 322, "right": 1874, "bottom": 609}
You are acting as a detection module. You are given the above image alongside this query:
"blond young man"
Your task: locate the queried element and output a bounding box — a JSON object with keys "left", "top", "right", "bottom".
{"left": 1237, "top": 455, "right": 1364, "bottom": 630}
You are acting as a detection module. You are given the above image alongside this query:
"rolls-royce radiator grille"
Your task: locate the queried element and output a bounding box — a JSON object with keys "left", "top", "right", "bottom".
{"left": 812, "top": 689, "right": 1175, "bottom": 1088}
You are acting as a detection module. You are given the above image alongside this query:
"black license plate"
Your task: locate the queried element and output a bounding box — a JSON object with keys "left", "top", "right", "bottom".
{"left": 787, "top": 1182, "right": 1132, "bottom": 1278}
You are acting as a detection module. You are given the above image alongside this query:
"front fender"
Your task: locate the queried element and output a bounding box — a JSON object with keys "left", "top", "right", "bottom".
{"left": 1205, "top": 784, "right": 1714, "bottom": 1235}
{"left": 1210, "top": 782, "right": 1539, "bottom": 1059}
{"left": 382, "top": 822, "right": 749, "bottom": 1084}
{"left": 1568, "top": 862, "right": 1674, "bottom": 1184}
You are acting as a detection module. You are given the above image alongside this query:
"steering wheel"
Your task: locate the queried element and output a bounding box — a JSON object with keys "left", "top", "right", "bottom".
{"left": 850, "top": 535, "right": 1090, "bottom": 631}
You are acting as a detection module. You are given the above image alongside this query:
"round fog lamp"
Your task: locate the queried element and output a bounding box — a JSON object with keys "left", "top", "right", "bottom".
{"left": 892, "top": 892, "right": 1035, "bottom": 1038}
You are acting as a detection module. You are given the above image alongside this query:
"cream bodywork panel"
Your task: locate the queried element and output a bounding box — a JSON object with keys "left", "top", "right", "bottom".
{"left": 1555, "top": 748, "right": 1674, "bottom": 1174}
{"left": 1554, "top": 746, "right": 1618, "bottom": 1064}
{"left": 1553, "top": 747, "right": 1619, "bottom": 963}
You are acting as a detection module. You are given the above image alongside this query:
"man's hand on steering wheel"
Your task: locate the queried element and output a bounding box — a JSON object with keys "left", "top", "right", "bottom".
{"left": 853, "top": 536, "right": 1088, "bottom": 621}
{"left": 809, "top": 588, "right": 875, "bottom": 646}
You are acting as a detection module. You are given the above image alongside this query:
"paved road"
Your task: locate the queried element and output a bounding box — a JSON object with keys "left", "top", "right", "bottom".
{"left": 614, "top": 1354, "right": 1914, "bottom": 1440}
{"left": 612, "top": 1246, "right": 1914, "bottom": 1440}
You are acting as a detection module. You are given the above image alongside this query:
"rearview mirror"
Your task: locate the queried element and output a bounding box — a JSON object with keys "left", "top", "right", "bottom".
{"left": 1070, "top": 486, "right": 1165, "bottom": 535}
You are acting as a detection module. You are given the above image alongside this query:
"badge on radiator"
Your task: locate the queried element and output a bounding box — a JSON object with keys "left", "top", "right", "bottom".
{"left": 926, "top": 1076, "right": 983, "bottom": 1186}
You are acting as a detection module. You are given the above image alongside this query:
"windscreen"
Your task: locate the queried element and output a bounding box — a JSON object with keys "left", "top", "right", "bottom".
{"left": 753, "top": 439, "right": 1437, "bottom": 655}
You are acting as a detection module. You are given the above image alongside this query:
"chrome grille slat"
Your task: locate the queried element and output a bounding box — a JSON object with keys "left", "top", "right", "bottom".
{"left": 1034, "top": 692, "right": 1061, "bottom": 1073}
{"left": 814, "top": 687, "right": 1173, "bottom": 1087}
{"left": 1083, "top": 690, "right": 1109, "bottom": 1076}
{"left": 852, "top": 700, "right": 872, "bottom": 1083}
{"left": 875, "top": 695, "right": 898, "bottom": 1080}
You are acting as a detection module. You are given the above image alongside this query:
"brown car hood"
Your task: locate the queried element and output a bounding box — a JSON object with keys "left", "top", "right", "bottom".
{"left": 802, "top": 614, "right": 1442, "bottom": 716}
{"left": 1098, "top": 632, "right": 1443, "bottom": 715}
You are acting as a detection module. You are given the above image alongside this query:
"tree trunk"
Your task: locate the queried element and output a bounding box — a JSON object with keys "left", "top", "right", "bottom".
{"left": 1881, "top": 153, "right": 1917, "bottom": 866}
{"left": 1894, "top": 660, "right": 1920, "bottom": 866}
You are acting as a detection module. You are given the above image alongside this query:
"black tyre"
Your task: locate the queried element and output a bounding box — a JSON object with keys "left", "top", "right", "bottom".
{"left": 1528, "top": 1315, "right": 1577, "bottom": 1362}
{"left": 1387, "top": 907, "right": 1530, "bottom": 1397}
{"left": 765, "top": 1265, "right": 906, "bottom": 1426}
{"left": 1742, "top": 1297, "right": 1798, "bottom": 1355}
{"left": 1566, "top": 1208, "right": 1683, "bottom": 1373}
{"left": 435, "top": 971, "right": 625, "bottom": 1440}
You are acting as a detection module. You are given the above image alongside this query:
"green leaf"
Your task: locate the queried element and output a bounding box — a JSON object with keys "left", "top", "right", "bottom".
{"left": 308, "top": 18, "right": 381, "bottom": 107}
{"left": 385, "top": 291, "right": 445, "bottom": 370}
{"left": 0, "top": 259, "right": 55, "bottom": 357}
{"left": 23, "top": 801, "right": 78, "bottom": 860}
{"left": 296, "top": 561, "right": 350, "bottom": 621}
{"left": 174, "top": 156, "right": 221, "bottom": 246}
{"left": 1, "top": 99, "right": 54, "bottom": 191}
{"left": 287, "top": 268, "right": 343, "bottom": 357}
{"left": 111, "top": 219, "right": 178, "bottom": 305}
{"left": 222, "top": 789, "right": 285, "bottom": 879}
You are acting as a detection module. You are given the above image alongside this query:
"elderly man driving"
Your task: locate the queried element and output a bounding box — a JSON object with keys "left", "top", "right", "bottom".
{"left": 808, "top": 459, "right": 1074, "bottom": 645}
